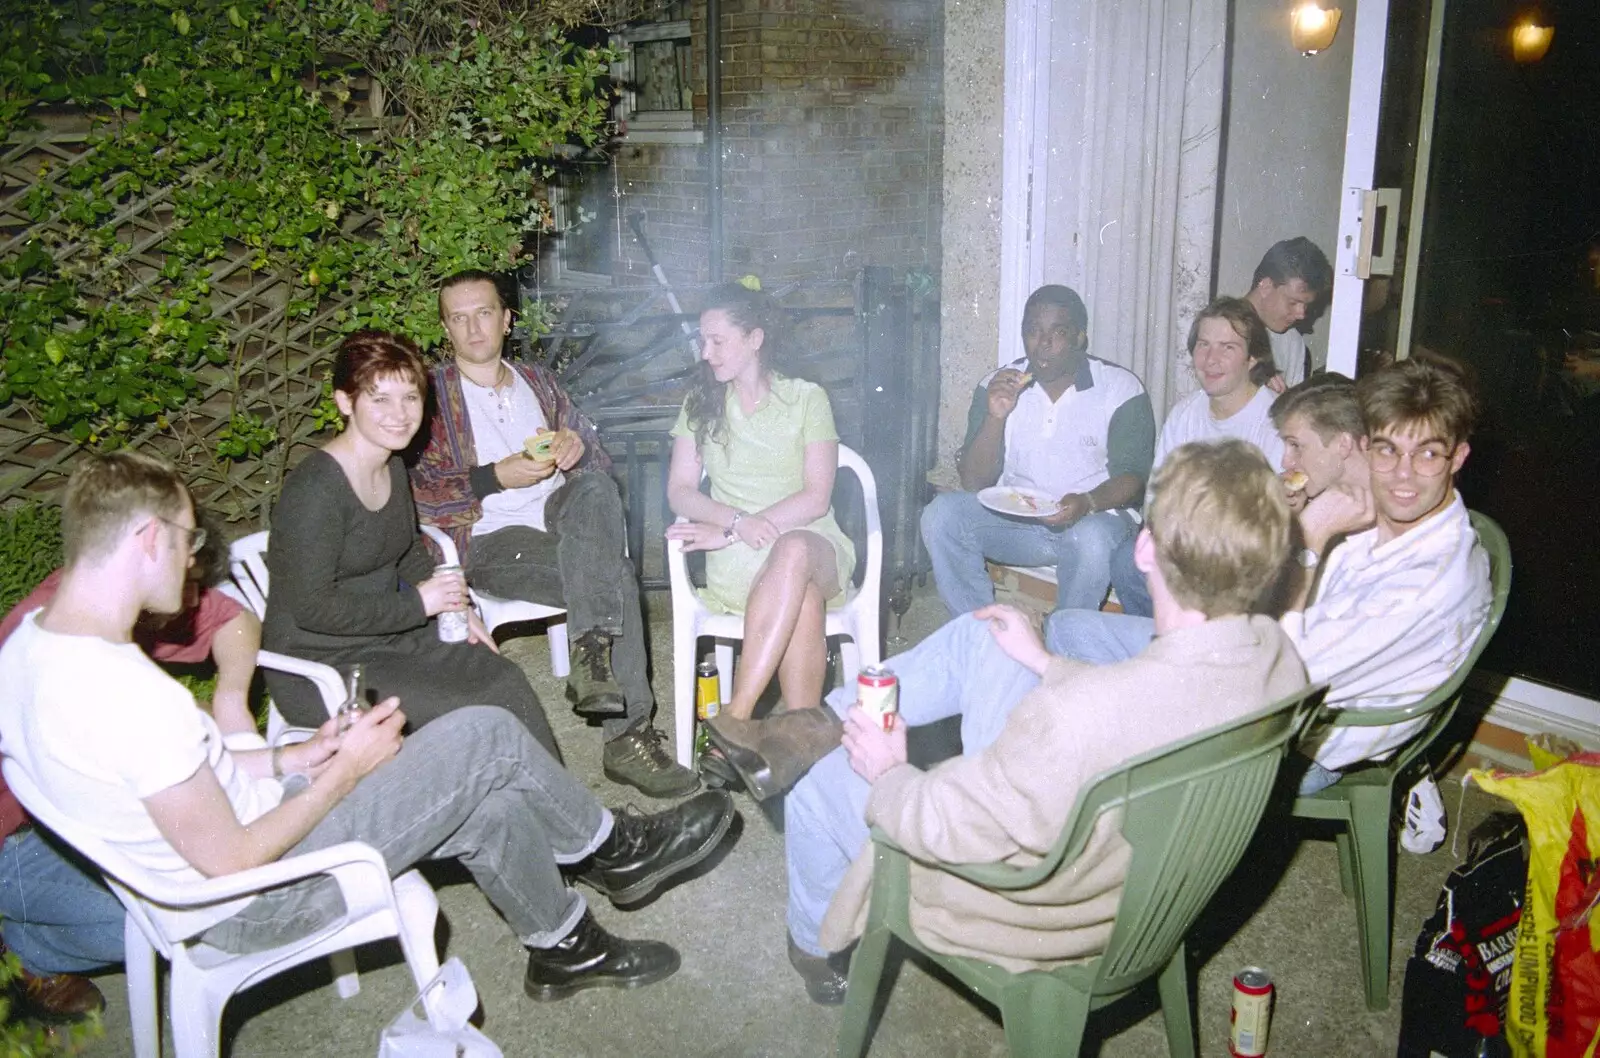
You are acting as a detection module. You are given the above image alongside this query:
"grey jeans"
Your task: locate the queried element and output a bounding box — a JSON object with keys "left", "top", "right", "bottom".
{"left": 203, "top": 706, "right": 611, "bottom": 953}
{"left": 466, "top": 470, "right": 652, "bottom": 740}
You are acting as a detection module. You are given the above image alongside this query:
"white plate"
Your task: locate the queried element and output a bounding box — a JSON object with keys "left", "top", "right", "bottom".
{"left": 977, "top": 486, "right": 1060, "bottom": 519}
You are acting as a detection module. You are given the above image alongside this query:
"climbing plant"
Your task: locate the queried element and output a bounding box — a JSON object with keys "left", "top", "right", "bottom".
{"left": 0, "top": 0, "right": 622, "bottom": 512}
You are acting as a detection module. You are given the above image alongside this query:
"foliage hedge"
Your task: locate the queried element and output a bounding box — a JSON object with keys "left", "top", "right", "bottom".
{"left": 0, "top": 0, "right": 619, "bottom": 479}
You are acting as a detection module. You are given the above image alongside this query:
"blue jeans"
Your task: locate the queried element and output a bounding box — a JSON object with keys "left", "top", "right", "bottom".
{"left": 785, "top": 615, "right": 1044, "bottom": 955}
{"left": 920, "top": 491, "right": 1136, "bottom": 616}
{"left": 204, "top": 707, "right": 610, "bottom": 954}
{"left": 0, "top": 827, "right": 125, "bottom": 975}
{"left": 1107, "top": 535, "right": 1154, "bottom": 618}
{"left": 1044, "top": 610, "right": 1340, "bottom": 794}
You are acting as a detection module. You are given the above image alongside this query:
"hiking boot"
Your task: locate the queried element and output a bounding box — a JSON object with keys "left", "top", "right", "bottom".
{"left": 603, "top": 727, "right": 700, "bottom": 798}
{"left": 704, "top": 708, "right": 844, "bottom": 801}
{"left": 575, "top": 790, "right": 736, "bottom": 905}
{"left": 566, "top": 631, "right": 625, "bottom": 718}
{"left": 524, "top": 911, "right": 680, "bottom": 1001}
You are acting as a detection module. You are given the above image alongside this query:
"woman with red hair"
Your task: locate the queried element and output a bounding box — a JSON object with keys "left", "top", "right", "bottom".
{"left": 262, "top": 330, "right": 557, "bottom": 756}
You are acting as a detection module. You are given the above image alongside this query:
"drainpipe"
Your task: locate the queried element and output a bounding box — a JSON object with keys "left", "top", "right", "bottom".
{"left": 706, "top": 0, "right": 723, "bottom": 283}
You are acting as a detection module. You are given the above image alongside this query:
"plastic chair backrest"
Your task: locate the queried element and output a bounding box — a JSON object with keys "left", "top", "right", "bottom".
{"left": 1384, "top": 510, "right": 1511, "bottom": 774}
{"left": 943, "top": 682, "right": 1328, "bottom": 996}
{"left": 2, "top": 759, "right": 180, "bottom": 958}
{"left": 228, "top": 530, "right": 272, "bottom": 620}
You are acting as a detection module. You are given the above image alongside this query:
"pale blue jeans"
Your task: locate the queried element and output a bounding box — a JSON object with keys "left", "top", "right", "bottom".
{"left": 785, "top": 614, "right": 1044, "bottom": 956}
{"left": 920, "top": 491, "right": 1136, "bottom": 616}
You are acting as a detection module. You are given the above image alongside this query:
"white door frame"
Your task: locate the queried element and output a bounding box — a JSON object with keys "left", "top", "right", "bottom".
{"left": 1324, "top": 0, "right": 1392, "bottom": 377}
{"left": 997, "top": 0, "right": 1052, "bottom": 367}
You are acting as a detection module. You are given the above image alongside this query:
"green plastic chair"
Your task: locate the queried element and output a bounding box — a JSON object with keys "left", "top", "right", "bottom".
{"left": 1291, "top": 510, "right": 1511, "bottom": 1011}
{"left": 836, "top": 682, "right": 1330, "bottom": 1058}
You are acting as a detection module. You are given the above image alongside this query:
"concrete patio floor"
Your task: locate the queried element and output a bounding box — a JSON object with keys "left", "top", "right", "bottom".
{"left": 72, "top": 584, "right": 1507, "bottom": 1057}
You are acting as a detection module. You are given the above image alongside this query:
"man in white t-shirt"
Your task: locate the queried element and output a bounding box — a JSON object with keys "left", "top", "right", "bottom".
{"left": 411, "top": 270, "right": 695, "bottom": 798}
{"left": 1244, "top": 237, "right": 1332, "bottom": 389}
{"left": 1109, "top": 296, "right": 1283, "bottom": 616}
{"left": 920, "top": 284, "right": 1155, "bottom": 615}
{"left": 0, "top": 451, "right": 737, "bottom": 1001}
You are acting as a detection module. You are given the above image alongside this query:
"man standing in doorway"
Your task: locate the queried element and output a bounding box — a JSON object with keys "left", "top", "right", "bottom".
{"left": 1244, "top": 236, "right": 1333, "bottom": 389}
{"left": 920, "top": 284, "right": 1155, "bottom": 617}
{"left": 411, "top": 270, "right": 696, "bottom": 798}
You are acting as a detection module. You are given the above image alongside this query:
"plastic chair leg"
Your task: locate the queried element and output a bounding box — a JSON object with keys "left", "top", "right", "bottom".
{"left": 124, "top": 922, "right": 161, "bottom": 1058}
{"left": 1347, "top": 784, "right": 1397, "bottom": 1011}
{"left": 1334, "top": 828, "right": 1356, "bottom": 898}
{"left": 394, "top": 870, "right": 443, "bottom": 997}
{"left": 673, "top": 629, "right": 698, "bottom": 767}
{"left": 715, "top": 642, "right": 735, "bottom": 704}
{"left": 838, "top": 638, "right": 861, "bottom": 690}
{"left": 836, "top": 925, "right": 894, "bottom": 1058}
{"left": 548, "top": 619, "right": 570, "bottom": 679}
{"left": 170, "top": 968, "right": 226, "bottom": 1058}
{"left": 330, "top": 948, "right": 360, "bottom": 998}
{"left": 999, "top": 973, "right": 1089, "bottom": 1058}
{"left": 1156, "top": 944, "right": 1197, "bottom": 1058}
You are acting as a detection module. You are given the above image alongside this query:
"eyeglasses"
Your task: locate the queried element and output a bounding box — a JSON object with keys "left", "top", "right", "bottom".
{"left": 1368, "top": 440, "right": 1456, "bottom": 477}
{"left": 153, "top": 516, "right": 207, "bottom": 556}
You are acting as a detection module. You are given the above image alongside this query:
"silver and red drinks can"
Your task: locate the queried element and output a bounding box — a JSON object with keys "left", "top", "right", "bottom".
{"left": 434, "top": 564, "right": 471, "bottom": 643}
{"left": 857, "top": 665, "right": 898, "bottom": 731}
{"left": 1230, "top": 967, "right": 1273, "bottom": 1057}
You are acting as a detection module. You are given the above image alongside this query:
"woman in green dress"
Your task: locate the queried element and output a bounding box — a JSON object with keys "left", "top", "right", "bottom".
{"left": 666, "top": 284, "right": 855, "bottom": 798}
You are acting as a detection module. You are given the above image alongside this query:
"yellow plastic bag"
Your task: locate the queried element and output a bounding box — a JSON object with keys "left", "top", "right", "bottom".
{"left": 1471, "top": 753, "right": 1600, "bottom": 1058}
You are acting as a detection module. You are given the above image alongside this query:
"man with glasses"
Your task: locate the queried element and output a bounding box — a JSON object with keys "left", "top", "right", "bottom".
{"left": 1048, "top": 351, "right": 1492, "bottom": 796}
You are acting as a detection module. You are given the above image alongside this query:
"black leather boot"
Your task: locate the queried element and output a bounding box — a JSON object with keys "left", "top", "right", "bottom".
{"left": 524, "top": 912, "right": 680, "bottom": 1001}
{"left": 574, "top": 790, "right": 736, "bottom": 905}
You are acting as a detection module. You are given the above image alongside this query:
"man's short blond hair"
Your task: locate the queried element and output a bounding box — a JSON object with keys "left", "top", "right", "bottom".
{"left": 61, "top": 450, "right": 190, "bottom": 565}
{"left": 1146, "top": 440, "right": 1290, "bottom": 616}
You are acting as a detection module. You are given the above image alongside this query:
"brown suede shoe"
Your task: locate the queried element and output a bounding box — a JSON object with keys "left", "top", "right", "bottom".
{"left": 704, "top": 708, "right": 843, "bottom": 801}
{"left": 13, "top": 969, "right": 105, "bottom": 1023}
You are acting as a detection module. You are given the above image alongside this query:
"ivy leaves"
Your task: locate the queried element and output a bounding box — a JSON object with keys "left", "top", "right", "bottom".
{"left": 0, "top": 0, "right": 615, "bottom": 470}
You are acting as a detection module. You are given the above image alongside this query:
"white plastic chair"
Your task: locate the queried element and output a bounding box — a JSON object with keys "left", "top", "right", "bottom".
{"left": 226, "top": 531, "right": 358, "bottom": 747}
{"left": 420, "top": 524, "right": 570, "bottom": 679}
{"left": 2, "top": 760, "right": 442, "bottom": 1058}
{"left": 666, "top": 444, "right": 883, "bottom": 767}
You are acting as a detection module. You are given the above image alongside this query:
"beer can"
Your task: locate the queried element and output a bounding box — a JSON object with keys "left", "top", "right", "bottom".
{"left": 857, "top": 665, "right": 898, "bottom": 731}
{"left": 434, "top": 563, "right": 471, "bottom": 643}
{"left": 695, "top": 660, "right": 721, "bottom": 721}
{"left": 1230, "top": 966, "right": 1273, "bottom": 1057}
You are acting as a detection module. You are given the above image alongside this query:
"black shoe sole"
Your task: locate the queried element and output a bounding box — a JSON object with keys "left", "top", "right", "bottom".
{"left": 696, "top": 748, "right": 746, "bottom": 792}
{"left": 592, "top": 798, "right": 737, "bottom": 906}
{"left": 566, "top": 683, "right": 627, "bottom": 718}
{"left": 524, "top": 950, "right": 682, "bottom": 1001}
{"left": 702, "top": 725, "right": 782, "bottom": 800}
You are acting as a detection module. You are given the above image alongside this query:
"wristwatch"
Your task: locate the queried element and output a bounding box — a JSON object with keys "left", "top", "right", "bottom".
{"left": 723, "top": 511, "right": 744, "bottom": 541}
{"left": 1297, "top": 547, "right": 1320, "bottom": 570}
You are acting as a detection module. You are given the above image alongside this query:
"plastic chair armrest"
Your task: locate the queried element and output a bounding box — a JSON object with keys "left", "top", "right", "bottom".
{"left": 122, "top": 841, "right": 392, "bottom": 914}
{"left": 419, "top": 524, "right": 461, "bottom": 566}
{"left": 1311, "top": 694, "right": 1456, "bottom": 729}
{"left": 255, "top": 650, "right": 345, "bottom": 719}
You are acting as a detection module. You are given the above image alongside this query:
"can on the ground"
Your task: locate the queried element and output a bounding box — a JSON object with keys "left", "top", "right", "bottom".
{"left": 696, "top": 660, "right": 721, "bottom": 721}
{"left": 857, "top": 665, "right": 899, "bottom": 731}
{"left": 434, "top": 563, "right": 471, "bottom": 643}
{"left": 1230, "top": 966, "right": 1273, "bottom": 1057}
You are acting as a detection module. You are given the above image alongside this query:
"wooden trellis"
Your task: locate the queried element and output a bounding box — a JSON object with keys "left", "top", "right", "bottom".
{"left": 0, "top": 107, "right": 378, "bottom": 524}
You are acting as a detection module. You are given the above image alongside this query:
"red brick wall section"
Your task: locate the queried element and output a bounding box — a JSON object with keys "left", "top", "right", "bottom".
{"left": 614, "top": 0, "right": 943, "bottom": 287}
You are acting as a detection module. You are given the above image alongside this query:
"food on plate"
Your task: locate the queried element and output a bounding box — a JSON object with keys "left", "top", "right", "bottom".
{"left": 1015, "top": 491, "right": 1038, "bottom": 511}
{"left": 1282, "top": 470, "right": 1310, "bottom": 494}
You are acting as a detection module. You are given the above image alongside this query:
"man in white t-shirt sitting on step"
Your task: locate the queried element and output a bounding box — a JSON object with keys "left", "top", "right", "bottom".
{"left": 920, "top": 284, "right": 1155, "bottom": 616}
{"left": 1109, "top": 296, "right": 1283, "bottom": 617}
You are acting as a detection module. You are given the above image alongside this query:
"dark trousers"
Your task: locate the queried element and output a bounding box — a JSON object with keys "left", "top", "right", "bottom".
{"left": 466, "top": 471, "right": 652, "bottom": 741}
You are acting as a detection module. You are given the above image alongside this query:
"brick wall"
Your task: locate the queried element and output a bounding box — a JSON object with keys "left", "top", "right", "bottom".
{"left": 614, "top": 0, "right": 943, "bottom": 287}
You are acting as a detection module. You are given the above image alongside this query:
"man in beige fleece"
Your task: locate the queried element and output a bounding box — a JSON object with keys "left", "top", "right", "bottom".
{"left": 782, "top": 439, "right": 1307, "bottom": 1003}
